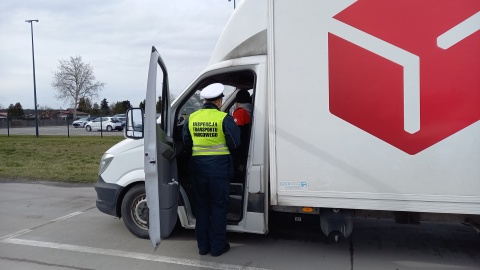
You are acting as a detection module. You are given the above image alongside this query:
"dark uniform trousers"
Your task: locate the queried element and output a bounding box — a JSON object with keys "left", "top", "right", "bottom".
{"left": 183, "top": 103, "right": 240, "bottom": 255}
{"left": 193, "top": 174, "right": 230, "bottom": 253}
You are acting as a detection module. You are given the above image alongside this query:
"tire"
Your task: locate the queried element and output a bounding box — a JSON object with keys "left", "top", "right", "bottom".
{"left": 85, "top": 125, "right": 92, "bottom": 132}
{"left": 107, "top": 125, "right": 113, "bottom": 132}
{"left": 121, "top": 185, "right": 149, "bottom": 239}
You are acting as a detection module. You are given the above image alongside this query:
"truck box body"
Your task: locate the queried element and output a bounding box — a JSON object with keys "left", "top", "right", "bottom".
{"left": 267, "top": 0, "right": 480, "bottom": 214}
{"left": 96, "top": 0, "right": 480, "bottom": 243}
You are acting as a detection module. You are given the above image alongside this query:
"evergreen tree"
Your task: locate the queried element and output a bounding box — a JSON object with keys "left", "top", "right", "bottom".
{"left": 100, "top": 98, "right": 110, "bottom": 116}
{"left": 111, "top": 100, "right": 132, "bottom": 114}
{"left": 109, "top": 102, "right": 117, "bottom": 114}
{"left": 122, "top": 100, "right": 132, "bottom": 111}
{"left": 77, "top": 97, "right": 92, "bottom": 113}
{"left": 7, "top": 102, "right": 25, "bottom": 119}
{"left": 91, "top": 102, "right": 100, "bottom": 116}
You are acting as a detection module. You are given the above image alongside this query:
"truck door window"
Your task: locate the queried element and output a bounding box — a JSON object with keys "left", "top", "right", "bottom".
{"left": 178, "top": 90, "right": 203, "bottom": 120}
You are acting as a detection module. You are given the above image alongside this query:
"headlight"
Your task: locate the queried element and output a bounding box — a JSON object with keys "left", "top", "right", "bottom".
{"left": 98, "top": 153, "right": 114, "bottom": 175}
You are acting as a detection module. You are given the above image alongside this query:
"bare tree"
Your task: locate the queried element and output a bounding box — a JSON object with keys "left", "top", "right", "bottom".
{"left": 52, "top": 56, "right": 105, "bottom": 119}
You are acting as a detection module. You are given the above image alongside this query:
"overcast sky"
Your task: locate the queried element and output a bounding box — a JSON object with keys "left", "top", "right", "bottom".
{"left": 0, "top": 0, "right": 235, "bottom": 110}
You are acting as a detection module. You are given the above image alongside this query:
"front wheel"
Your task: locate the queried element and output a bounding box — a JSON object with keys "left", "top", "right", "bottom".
{"left": 107, "top": 125, "right": 113, "bottom": 132}
{"left": 121, "top": 185, "right": 149, "bottom": 239}
{"left": 85, "top": 125, "right": 92, "bottom": 132}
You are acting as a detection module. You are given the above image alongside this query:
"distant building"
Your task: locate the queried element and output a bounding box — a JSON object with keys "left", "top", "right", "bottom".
{"left": 55, "top": 109, "right": 89, "bottom": 120}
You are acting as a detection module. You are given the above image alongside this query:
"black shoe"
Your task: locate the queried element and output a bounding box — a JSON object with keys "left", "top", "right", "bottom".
{"left": 211, "top": 243, "right": 230, "bottom": 257}
{"left": 199, "top": 249, "right": 209, "bottom": 255}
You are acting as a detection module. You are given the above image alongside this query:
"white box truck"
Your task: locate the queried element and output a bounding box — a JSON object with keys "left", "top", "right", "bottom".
{"left": 95, "top": 0, "right": 480, "bottom": 247}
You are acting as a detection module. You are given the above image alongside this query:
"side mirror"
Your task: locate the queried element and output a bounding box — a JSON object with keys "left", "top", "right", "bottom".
{"left": 125, "top": 108, "right": 144, "bottom": 139}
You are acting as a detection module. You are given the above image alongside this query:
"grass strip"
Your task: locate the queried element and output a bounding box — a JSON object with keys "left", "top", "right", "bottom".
{"left": 0, "top": 135, "right": 124, "bottom": 183}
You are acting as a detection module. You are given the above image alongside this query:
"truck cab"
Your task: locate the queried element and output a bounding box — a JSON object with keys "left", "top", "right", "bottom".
{"left": 95, "top": 56, "right": 269, "bottom": 240}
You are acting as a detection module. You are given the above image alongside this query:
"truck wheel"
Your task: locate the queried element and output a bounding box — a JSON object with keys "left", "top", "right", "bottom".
{"left": 85, "top": 125, "right": 92, "bottom": 132}
{"left": 107, "top": 125, "right": 113, "bottom": 132}
{"left": 121, "top": 185, "right": 149, "bottom": 239}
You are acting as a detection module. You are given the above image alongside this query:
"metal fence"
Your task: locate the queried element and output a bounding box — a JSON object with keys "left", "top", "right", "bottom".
{"left": 0, "top": 118, "right": 124, "bottom": 137}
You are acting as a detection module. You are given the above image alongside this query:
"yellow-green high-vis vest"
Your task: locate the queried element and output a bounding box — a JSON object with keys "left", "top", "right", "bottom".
{"left": 188, "top": 109, "right": 230, "bottom": 156}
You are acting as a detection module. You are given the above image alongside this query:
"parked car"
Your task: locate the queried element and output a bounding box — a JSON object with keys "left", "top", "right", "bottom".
{"left": 85, "top": 117, "right": 123, "bottom": 132}
{"left": 112, "top": 117, "right": 126, "bottom": 130}
{"left": 72, "top": 117, "right": 89, "bottom": 128}
{"left": 113, "top": 116, "right": 126, "bottom": 123}
{"left": 73, "top": 116, "right": 97, "bottom": 128}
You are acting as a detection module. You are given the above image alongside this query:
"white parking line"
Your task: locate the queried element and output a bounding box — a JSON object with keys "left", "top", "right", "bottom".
{"left": 1, "top": 238, "right": 270, "bottom": 270}
{"left": 50, "top": 211, "right": 83, "bottom": 222}
{"left": 0, "top": 211, "right": 84, "bottom": 241}
{"left": 0, "top": 229, "right": 32, "bottom": 241}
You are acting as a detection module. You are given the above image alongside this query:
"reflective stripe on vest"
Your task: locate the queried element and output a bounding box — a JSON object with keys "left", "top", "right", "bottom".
{"left": 188, "top": 109, "right": 229, "bottom": 156}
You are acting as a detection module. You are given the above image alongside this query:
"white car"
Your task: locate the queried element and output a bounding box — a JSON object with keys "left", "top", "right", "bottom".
{"left": 72, "top": 116, "right": 96, "bottom": 128}
{"left": 72, "top": 117, "right": 89, "bottom": 128}
{"left": 85, "top": 117, "right": 123, "bottom": 132}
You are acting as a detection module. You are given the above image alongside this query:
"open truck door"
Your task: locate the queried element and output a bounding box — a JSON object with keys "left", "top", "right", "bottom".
{"left": 144, "top": 47, "right": 179, "bottom": 249}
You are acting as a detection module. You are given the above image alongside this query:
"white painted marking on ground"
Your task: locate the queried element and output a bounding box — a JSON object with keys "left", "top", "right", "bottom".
{"left": 0, "top": 229, "right": 32, "bottom": 241}
{"left": 1, "top": 238, "right": 271, "bottom": 270}
{"left": 0, "top": 211, "right": 84, "bottom": 241}
{"left": 50, "top": 211, "right": 83, "bottom": 222}
{"left": 0, "top": 212, "right": 83, "bottom": 241}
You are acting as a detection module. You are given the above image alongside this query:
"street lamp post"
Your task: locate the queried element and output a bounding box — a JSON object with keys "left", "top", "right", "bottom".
{"left": 25, "top": 19, "right": 39, "bottom": 137}
{"left": 228, "top": 0, "right": 236, "bottom": 9}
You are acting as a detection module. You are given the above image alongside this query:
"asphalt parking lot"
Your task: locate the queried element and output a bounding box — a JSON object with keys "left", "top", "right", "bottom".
{"left": 1, "top": 181, "right": 479, "bottom": 270}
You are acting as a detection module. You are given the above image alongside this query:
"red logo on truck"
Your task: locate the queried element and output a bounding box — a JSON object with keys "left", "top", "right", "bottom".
{"left": 328, "top": 0, "right": 480, "bottom": 154}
